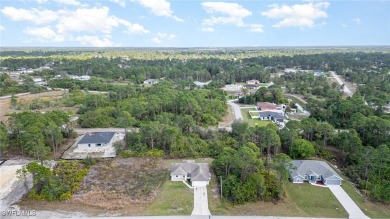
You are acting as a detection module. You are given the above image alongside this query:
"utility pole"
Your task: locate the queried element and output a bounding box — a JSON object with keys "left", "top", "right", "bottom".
{"left": 220, "top": 176, "right": 223, "bottom": 198}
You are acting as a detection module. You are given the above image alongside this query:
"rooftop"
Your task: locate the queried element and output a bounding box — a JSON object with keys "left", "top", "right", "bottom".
{"left": 170, "top": 160, "right": 210, "bottom": 181}
{"left": 78, "top": 132, "right": 116, "bottom": 144}
{"left": 290, "top": 160, "right": 342, "bottom": 180}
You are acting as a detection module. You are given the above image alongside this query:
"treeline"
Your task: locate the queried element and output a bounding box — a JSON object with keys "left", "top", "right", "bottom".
{"left": 238, "top": 86, "right": 285, "bottom": 104}
{"left": 305, "top": 88, "right": 390, "bottom": 203}
{"left": 2, "top": 110, "right": 74, "bottom": 160}
{"left": 274, "top": 72, "right": 343, "bottom": 99}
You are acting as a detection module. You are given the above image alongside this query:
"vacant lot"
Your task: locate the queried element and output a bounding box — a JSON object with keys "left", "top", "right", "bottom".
{"left": 73, "top": 158, "right": 167, "bottom": 210}
{"left": 0, "top": 90, "right": 76, "bottom": 125}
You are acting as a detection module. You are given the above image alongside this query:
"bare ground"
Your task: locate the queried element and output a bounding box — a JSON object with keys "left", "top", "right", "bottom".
{"left": 0, "top": 90, "right": 77, "bottom": 125}
{"left": 18, "top": 158, "right": 169, "bottom": 216}
{"left": 218, "top": 105, "right": 234, "bottom": 128}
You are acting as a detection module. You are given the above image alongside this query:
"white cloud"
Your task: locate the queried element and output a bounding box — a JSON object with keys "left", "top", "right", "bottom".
{"left": 352, "top": 18, "right": 361, "bottom": 25}
{"left": 248, "top": 24, "right": 264, "bottom": 33}
{"left": 0, "top": 25, "right": 5, "bottom": 31}
{"left": 1, "top": 7, "right": 59, "bottom": 25}
{"left": 110, "top": 0, "right": 126, "bottom": 7}
{"left": 53, "top": 0, "right": 81, "bottom": 6}
{"left": 36, "top": 0, "right": 48, "bottom": 3}
{"left": 201, "top": 2, "right": 252, "bottom": 27}
{"left": 131, "top": 0, "right": 183, "bottom": 21}
{"left": 151, "top": 32, "right": 176, "bottom": 44}
{"left": 76, "top": 35, "right": 114, "bottom": 47}
{"left": 55, "top": 6, "right": 121, "bottom": 34}
{"left": 200, "top": 27, "right": 214, "bottom": 32}
{"left": 261, "top": 1, "right": 330, "bottom": 28}
{"left": 1, "top": 6, "right": 149, "bottom": 45}
{"left": 23, "top": 26, "right": 65, "bottom": 42}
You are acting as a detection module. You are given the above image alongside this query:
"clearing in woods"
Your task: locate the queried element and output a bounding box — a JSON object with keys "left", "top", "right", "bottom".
{"left": 0, "top": 90, "right": 76, "bottom": 125}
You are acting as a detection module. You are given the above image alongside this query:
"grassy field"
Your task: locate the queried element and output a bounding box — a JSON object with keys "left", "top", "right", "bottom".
{"left": 225, "top": 183, "right": 348, "bottom": 217}
{"left": 341, "top": 179, "right": 390, "bottom": 218}
{"left": 241, "top": 108, "right": 272, "bottom": 127}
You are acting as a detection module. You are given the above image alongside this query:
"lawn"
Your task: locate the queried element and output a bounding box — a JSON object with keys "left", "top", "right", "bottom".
{"left": 225, "top": 183, "right": 348, "bottom": 217}
{"left": 144, "top": 180, "right": 193, "bottom": 215}
{"left": 241, "top": 108, "right": 272, "bottom": 127}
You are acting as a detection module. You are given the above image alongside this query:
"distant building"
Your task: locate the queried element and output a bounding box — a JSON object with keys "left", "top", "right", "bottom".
{"left": 68, "top": 75, "right": 80, "bottom": 80}
{"left": 284, "top": 68, "right": 297, "bottom": 73}
{"left": 33, "top": 78, "right": 43, "bottom": 83}
{"left": 223, "top": 84, "right": 243, "bottom": 91}
{"left": 246, "top": 79, "right": 260, "bottom": 85}
{"left": 193, "top": 80, "right": 211, "bottom": 87}
{"left": 79, "top": 75, "right": 91, "bottom": 81}
{"left": 144, "top": 79, "right": 159, "bottom": 85}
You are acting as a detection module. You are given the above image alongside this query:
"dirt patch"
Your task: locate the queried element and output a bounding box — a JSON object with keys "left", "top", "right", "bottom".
{"left": 0, "top": 90, "right": 76, "bottom": 125}
{"left": 218, "top": 104, "right": 234, "bottom": 128}
{"left": 72, "top": 158, "right": 167, "bottom": 210}
{"left": 18, "top": 157, "right": 169, "bottom": 216}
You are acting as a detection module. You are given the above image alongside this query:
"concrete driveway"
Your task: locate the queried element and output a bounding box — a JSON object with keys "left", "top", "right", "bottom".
{"left": 227, "top": 100, "right": 243, "bottom": 121}
{"left": 328, "top": 185, "right": 369, "bottom": 219}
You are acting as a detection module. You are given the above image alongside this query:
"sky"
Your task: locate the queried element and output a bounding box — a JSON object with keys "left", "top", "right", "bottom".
{"left": 0, "top": 0, "right": 389, "bottom": 47}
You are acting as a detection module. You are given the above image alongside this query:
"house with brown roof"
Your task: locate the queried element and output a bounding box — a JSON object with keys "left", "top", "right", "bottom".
{"left": 257, "top": 102, "right": 278, "bottom": 111}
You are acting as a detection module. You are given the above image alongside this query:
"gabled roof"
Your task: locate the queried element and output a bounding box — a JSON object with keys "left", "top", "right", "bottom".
{"left": 78, "top": 132, "right": 116, "bottom": 144}
{"left": 290, "top": 160, "right": 342, "bottom": 180}
{"left": 257, "top": 102, "right": 278, "bottom": 110}
{"left": 259, "top": 111, "right": 284, "bottom": 119}
{"left": 170, "top": 161, "right": 210, "bottom": 181}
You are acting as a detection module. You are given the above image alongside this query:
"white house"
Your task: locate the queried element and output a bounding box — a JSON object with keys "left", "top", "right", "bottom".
{"left": 284, "top": 68, "right": 297, "bottom": 73}
{"left": 290, "top": 160, "right": 343, "bottom": 186}
{"left": 246, "top": 79, "right": 260, "bottom": 85}
{"left": 193, "top": 80, "right": 212, "bottom": 87}
{"left": 78, "top": 75, "right": 91, "bottom": 81}
{"left": 170, "top": 160, "right": 211, "bottom": 216}
{"left": 32, "top": 77, "right": 43, "bottom": 83}
{"left": 76, "top": 132, "right": 117, "bottom": 151}
{"left": 144, "top": 79, "right": 159, "bottom": 85}
{"left": 223, "top": 84, "right": 243, "bottom": 91}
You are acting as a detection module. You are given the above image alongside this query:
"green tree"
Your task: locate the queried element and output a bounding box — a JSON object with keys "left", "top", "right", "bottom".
{"left": 291, "top": 139, "right": 315, "bottom": 159}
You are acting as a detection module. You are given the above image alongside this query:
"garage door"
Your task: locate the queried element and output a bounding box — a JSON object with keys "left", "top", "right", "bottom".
{"left": 326, "top": 179, "right": 341, "bottom": 185}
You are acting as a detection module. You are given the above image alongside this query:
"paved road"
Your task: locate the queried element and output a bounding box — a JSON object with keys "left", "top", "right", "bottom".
{"left": 284, "top": 94, "right": 308, "bottom": 105}
{"left": 330, "top": 71, "right": 353, "bottom": 97}
{"left": 227, "top": 99, "right": 243, "bottom": 121}
{"left": 328, "top": 185, "right": 369, "bottom": 219}
{"left": 3, "top": 213, "right": 347, "bottom": 219}
{"left": 74, "top": 128, "right": 139, "bottom": 134}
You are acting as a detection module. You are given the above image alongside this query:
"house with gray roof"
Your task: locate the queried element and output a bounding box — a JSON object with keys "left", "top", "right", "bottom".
{"left": 77, "top": 132, "right": 117, "bottom": 151}
{"left": 170, "top": 160, "right": 211, "bottom": 216}
{"left": 259, "top": 111, "right": 285, "bottom": 123}
{"left": 290, "top": 160, "right": 343, "bottom": 185}
{"left": 170, "top": 160, "right": 211, "bottom": 185}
